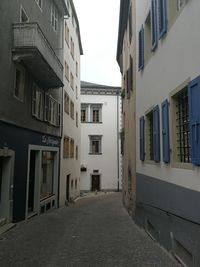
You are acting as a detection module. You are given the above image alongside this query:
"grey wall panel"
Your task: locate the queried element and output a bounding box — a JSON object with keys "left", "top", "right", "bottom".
{"left": 136, "top": 173, "right": 200, "bottom": 223}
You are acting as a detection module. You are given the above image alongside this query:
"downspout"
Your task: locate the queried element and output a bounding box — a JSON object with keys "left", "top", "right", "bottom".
{"left": 117, "top": 89, "right": 120, "bottom": 192}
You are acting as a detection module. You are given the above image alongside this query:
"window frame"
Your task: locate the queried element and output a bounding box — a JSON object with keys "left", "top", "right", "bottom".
{"left": 89, "top": 135, "right": 102, "bottom": 155}
{"left": 35, "top": 0, "right": 42, "bottom": 10}
{"left": 14, "top": 63, "right": 25, "bottom": 102}
{"left": 51, "top": 3, "right": 58, "bottom": 32}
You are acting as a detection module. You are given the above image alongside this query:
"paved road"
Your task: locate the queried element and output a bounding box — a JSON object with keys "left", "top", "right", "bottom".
{"left": 0, "top": 193, "right": 180, "bottom": 267}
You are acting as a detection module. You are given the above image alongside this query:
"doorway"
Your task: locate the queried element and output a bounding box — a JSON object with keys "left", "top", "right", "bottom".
{"left": 0, "top": 151, "right": 14, "bottom": 225}
{"left": 91, "top": 175, "right": 100, "bottom": 191}
{"left": 66, "top": 174, "right": 70, "bottom": 202}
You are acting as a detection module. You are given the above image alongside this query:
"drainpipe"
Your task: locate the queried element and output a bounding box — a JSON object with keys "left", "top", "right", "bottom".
{"left": 117, "top": 88, "right": 120, "bottom": 192}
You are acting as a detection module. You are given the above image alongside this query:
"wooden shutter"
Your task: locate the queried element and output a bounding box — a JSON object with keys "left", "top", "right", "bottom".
{"left": 138, "top": 25, "right": 144, "bottom": 70}
{"left": 188, "top": 76, "right": 200, "bottom": 165}
{"left": 161, "top": 99, "right": 170, "bottom": 163}
{"left": 153, "top": 105, "right": 160, "bottom": 162}
{"left": 151, "top": 0, "right": 158, "bottom": 51}
{"left": 158, "top": 0, "right": 167, "bottom": 38}
{"left": 140, "top": 116, "right": 145, "bottom": 161}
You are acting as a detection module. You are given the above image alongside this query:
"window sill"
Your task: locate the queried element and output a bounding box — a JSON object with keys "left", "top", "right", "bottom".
{"left": 144, "top": 160, "right": 160, "bottom": 165}
{"left": 171, "top": 162, "right": 194, "bottom": 170}
{"left": 89, "top": 153, "right": 102, "bottom": 155}
{"left": 81, "top": 121, "right": 102, "bottom": 124}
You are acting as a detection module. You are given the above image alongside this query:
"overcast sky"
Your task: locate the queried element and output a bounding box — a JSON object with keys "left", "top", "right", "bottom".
{"left": 73, "top": 0, "right": 121, "bottom": 86}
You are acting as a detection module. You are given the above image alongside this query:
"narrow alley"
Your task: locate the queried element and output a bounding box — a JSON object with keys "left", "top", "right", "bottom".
{"left": 0, "top": 193, "right": 180, "bottom": 267}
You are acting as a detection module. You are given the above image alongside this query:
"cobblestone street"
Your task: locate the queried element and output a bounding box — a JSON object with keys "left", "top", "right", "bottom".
{"left": 0, "top": 193, "right": 180, "bottom": 267}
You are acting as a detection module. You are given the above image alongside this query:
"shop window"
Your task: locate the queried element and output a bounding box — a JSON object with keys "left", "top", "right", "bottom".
{"left": 40, "top": 151, "right": 54, "bottom": 200}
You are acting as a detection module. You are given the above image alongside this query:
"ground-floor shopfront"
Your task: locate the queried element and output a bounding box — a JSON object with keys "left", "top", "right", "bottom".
{"left": 0, "top": 121, "right": 60, "bottom": 224}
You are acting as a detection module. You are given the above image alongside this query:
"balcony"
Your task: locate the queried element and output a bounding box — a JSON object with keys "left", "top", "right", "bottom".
{"left": 12, "top": 23, "right": 63, "bottom": 88}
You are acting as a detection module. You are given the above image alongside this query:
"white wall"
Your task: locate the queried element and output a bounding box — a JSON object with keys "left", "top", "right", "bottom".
{"left": 80, "top": 93, "right": 121, "bottom": 191}
{"left": 136, "top": 0, "right": 200, "bottom": 192}
{"left": 60, "top": 3, "right": 81, "bottom": 205}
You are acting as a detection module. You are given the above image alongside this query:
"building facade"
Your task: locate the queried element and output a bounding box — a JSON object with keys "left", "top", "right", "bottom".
{"left": 0, "top": 0, "right": 68, "bottom": 227}
{"left": 117, "top": 0, "right": 136, "bottom": 216}
{"left": 80, "top": 82, "right": 121, "bottom": 193}
{"left": 59, "top": 0, "right": 83, "bottom": 205}
{"left": 118, "top": 0, "right": 200, "bottom": 266}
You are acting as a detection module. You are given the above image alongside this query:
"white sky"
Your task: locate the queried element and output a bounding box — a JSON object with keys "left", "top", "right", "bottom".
{"left": 73, "top": 0, "right": 121, "bottom": 86}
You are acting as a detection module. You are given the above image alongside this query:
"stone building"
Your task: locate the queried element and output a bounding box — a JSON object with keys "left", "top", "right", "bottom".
{"left": 117, "top": 0, "right": 200, "bottom": 265}
{"left": 0, "top": 0, "right": 68, "bottom": 228}
{"left": 60, "top": 0, "right": 83, "bottom": 205}
{"left": 80, "top": 81, "right": 121, "bottom": 193}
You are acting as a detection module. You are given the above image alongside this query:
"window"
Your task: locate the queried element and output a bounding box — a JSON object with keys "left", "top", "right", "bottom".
{"left": 44, "top": 94, "right": 60, "bottom": 126}
{"left": 129, "top": 5, "right": 132, "bottom": 43}
{"left": 75, "top": 85, "right": 78, "bottom": 99}
{"left": 177, "top": 0, "right": 185, "bottom": 11}
{"left": 32, "top": 83, "right": 43, "bottom": 120}
{"left": 144, "top": 11, "right": 152, "bottom": 64}
{"left": 188, "top": 75, "right": 200, "bottom": 165}
{"left": 20, "top": 6, "right": 29, "bottom": 22}
{"left": 138, "top": 25, "right": 144, "bottom": 70}
{"left": 70, "top": 37, "right": 74, "bottom": 59}
{"left": 145, "top": 105, "right": 160, "bottom": 162}
{"left": 76, "top": 112, "right": 78, "bottom": 127}
{"left": 63, "top": 136, "right": 70, "bottom": 158}
{"left": 81, "top": 105, "right": 88, "bottom": 122}
{"left": 140, "top": 116, "right": 145, "bottom": 161}
{"left": 76, "top": 62, "right": 78, "bottom": 77}
{"left": 51, "top": 3, "right": 58, "bottom": 32}
{"left": 49, "top": 96, "right": 60, "bottom": 126}
{"left": 76, "top": 146, "right": 78, "bottom": 160}
{"left": 40, "top": 151, "right": 54, "bottom": 200}
{"left": 158, "top": 0, "right": 167, "bottom": 38}
{"left": 70, "top": 72, "right": 74, "bottom": 90}
{"left": 35, "top": 0, "right": 42, "bottom": 10}
{"left": 70, "top": 139, "right": 74, "bottom": 158}
{"left": 14, "top": 64, "right": 25, "bottom": 101}
{"left": 65, "top": 22, "right": 69, "bottom": 45}
{"left": 172, "top": 88, "right": 191, "bottom": 163}
{"left": 75, "top": 179, "right": 77, "bottom": 189}
{"left": 65, "top": 61, "right": 69, "bottom": 81}
{"left": 70, "top": 101, "right": 74, "bottom": 119}
{"left": 91, "top": 105, "right": 102, "bottom": 123}
{"left": 146, "top": 111, "right": 154, "bottom": 160}
{"left": 151, "top": 0, "right": 158, "bottom": 51}
{"left": 161, "top": 99, "right": 170, "bottom": 163}
{"left": 64, "top": 91, "right": 70, "bottom": 114}
{"left": 89, "top": 135, "right": 102, "bottom": 154}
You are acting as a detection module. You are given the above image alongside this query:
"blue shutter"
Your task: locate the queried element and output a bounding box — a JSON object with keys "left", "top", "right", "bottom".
{"left": 138, "top": 25, "right": 144, "bottom": 70}
{"left": 158, "top": 0, "right": 167, "bottom": 38}
{"left": 153, "top": 105, "right": 160, "bottom": 162}
{"left": 140, "top": 116, "right": 145, "bottom": 161}
{"left": 151, "top": 0, "right": 158, "bottom": 51}
{"left": 161, "top": 99, "right": 170, "bottom": 163}
{"left": 188, "top": 76, "right": 200, "bottom": 165}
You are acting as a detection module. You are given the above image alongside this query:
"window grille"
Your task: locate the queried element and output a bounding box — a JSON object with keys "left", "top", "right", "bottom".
{"left": 175, "top": 89, "right": 191, "bottom": 163}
